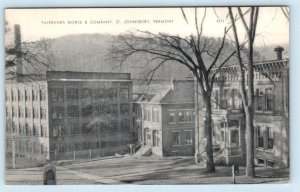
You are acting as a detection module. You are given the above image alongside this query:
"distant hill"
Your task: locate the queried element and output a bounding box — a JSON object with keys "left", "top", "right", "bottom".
{"left": 19, "top": 34, "right": 289, "bottom": 81}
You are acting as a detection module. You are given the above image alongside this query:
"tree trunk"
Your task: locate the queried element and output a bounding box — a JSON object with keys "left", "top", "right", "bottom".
{"left": 245, "top": 35, "right": 256, "bottom": 177}
{"left": 245, "top": 106, "right": 255, "bottom": 177}
{"left": 204, "top": 96, "right": 215, "bottom": 172}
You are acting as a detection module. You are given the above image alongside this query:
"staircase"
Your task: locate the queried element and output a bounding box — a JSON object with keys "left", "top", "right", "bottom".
{"left": 132, "top": 143, "right": 152, "bottom": 157}
{"left": 198, "top": 148, "right": 225, "bottom": 166}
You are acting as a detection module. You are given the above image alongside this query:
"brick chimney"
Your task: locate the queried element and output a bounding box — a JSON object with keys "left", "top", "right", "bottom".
{"left": 274, "top": 46, "right": 284, "bottom": 60}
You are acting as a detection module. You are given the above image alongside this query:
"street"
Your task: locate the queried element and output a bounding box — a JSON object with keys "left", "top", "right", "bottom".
{"left": 6, "top": 156, "right": 289, "bottom": 185}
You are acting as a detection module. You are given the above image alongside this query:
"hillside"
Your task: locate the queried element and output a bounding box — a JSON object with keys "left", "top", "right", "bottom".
{"left": 19, "top": 34, "right": 289, "bottom": 81}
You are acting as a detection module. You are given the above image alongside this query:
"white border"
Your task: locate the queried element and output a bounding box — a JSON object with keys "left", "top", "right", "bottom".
{"left": 0, "top": 1, "right": 298, "bottom": 192}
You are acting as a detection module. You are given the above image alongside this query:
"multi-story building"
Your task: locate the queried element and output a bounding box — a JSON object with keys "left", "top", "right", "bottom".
{"left": 5, "top": 71, "right": 134, "bottom": 167}
{"left": 195, "top": 46, "right": 289, "bottom": 168}
{"left": 133, "top": 79, "right": 195, "bottom": 156}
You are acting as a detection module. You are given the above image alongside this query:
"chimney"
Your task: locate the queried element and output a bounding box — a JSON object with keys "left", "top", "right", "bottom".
{"left": 171, "top": 78, "right": 176, "bottom": 90}
{"left": 274, "top": 46, "right": 284, "bottom": 60}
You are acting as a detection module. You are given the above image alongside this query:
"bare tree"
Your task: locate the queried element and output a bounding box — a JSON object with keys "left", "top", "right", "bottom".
{"left": 110, "top": 8, "right": 238, "bottom": 172}
{"left": 5, "top": 24, "right": 55, "bottom": 82}
{"left": 228, "top": 7, "right": 259, "bottom": 178}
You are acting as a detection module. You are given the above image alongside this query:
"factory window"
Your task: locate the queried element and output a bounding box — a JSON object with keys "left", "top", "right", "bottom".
{"left": 67, "top": 88, "right": 78, "bottom": 100}
{"left": 51, "top": 88, "right": 64, "bottom": 101}
{"left": 121, "top": 104, "right": 129, "bottom": 115}
{"left": 81, "top": 88, "right": 92, "bottom": 99}
{"left": 52, "top": 107, "right": 64, "bottom": 119}
{"left": 25, "top": 107, "right": 31, "bottom": 118}
{"left": 82, "top": 105, "right": 93, "bottom": 117}
{"left": 33, "top": 108, "right": 39, "bottom": 118}
{"left": 19, "top": 107, "right": 24, "bottom": 118}
{"left": 41, "top": 108, "right": 47, "bottom": 119}
{"left": 107, "top": 87, "right": 117, "bottom": 98}
{"left": 95, "top": 88, "right": 106, "bottom": 99}
{"left": 120, "top": 88, "right": 129, "bottom": 99}
{"left": 33, "top": 124, "right": 39, "bottom": 136}
{"left": 70, "top": 124, "right": 80, "bottom": 135}
{"left": 67, "top": 105, "right": 79, "bottom": 117}
{"left": 40, "top": 89, "right": 46, "bottom": 101}
{"left": 32, "top": 90, "right": 39, "bottom": 101}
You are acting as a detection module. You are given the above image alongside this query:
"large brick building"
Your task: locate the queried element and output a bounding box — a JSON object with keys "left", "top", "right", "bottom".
{"left": 5, "top": 71, "right": 134, "bottom": 167}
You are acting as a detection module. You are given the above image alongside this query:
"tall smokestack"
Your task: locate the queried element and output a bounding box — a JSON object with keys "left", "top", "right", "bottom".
{"left": 274, "top": 46, "right": 284, "bottom": 60}
{"left": 14, "top": 24, "right": 23, "bottom": 80}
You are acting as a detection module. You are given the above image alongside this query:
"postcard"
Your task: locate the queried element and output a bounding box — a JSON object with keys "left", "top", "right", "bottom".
{"left": 4, "top": 7, "right": 289, "bottom": 185}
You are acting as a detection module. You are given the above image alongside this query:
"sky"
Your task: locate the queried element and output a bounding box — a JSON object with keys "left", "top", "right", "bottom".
{"left": 5, "top": 7, "right": 289, "bottom": 47}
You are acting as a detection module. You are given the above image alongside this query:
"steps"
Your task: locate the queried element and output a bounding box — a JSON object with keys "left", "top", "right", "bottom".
{"left": 132, "top": 145, "right": 152, "bottom": 157}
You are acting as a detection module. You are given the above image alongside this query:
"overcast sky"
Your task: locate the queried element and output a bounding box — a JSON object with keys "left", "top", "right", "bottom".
{"left": 5, "top": 7, "right": 289, "bottom": 47}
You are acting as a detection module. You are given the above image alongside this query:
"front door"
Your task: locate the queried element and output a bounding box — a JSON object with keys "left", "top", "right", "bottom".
{"left": 144, "top": 128, "right": 151, "bottom": 145}
{"left": 153, "top": 130, "right": 159, "bottom": 147}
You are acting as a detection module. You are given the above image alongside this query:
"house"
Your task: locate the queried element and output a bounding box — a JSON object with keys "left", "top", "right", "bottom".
{"left": 133, "top": 79, "right": 195, "bottom": 156}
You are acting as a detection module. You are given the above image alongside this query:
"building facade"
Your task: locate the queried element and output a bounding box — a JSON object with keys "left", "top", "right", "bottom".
{"left": 133, "top": 80, "right": 195, "bottom": 156}
{"left": 196, "top": 47, "right": 289, "bottom": 168}
{"left": 5, "top": 71, "right": 134, "bottom": 167}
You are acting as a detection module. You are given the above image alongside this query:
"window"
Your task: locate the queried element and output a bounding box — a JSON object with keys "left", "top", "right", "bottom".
{"left": 19, "top": 123, "right": 25, "bottom": 134}
{"left": 25, "top": 90, "right": 31, "bottom": 101}
{"left": 152, "top": 108, "right": 159, "bottom": 122}
{"left": 67, "top": 105, "right": 79, "bottom": 117}
{"left": 53, "top": 125, "right": 64, "bottom": 137}
{"left": 267, "top": 160, "right": 274, "bottom": 167}
{"left": 18, "top": 90, "right": 23, "bottom": 101}
{"left": 67, "top": 88, "right": 78, "bottom": 100}
{"left": 183, "top": 131, "right": 193, "bottom": 144}
{"left": 178, "top": 111, "right": 184, "bottom": 122}
{"left": 41, "top": 125, "right": 47, "bottom": 137}
{"left": 95, "top": 88, "right": 105, "bottom": 99}
{"left": 41, "top": 108, "right": 47, "bottom": 119}
{"left": 258, "top": 158, "right": 265, "bottom": 165}
{"left": 52, "top": 107, "right": 64, "bottom": 119}
{"left": 19, "top": 107, "right": 24, "bottom": 118}
{"left": 221, "top": 130, "right": 225, "bottom": 142}
{"left": 51, "top": 88, "right": 64, "bottom": 101}
{"left": 256, "top": 88, "right": 274, "bottom": 111}
{"left": 33, "top": 108, "right": 39, "bottom": 118}
{"left": 185, "top": 111, "right": 192, "bottom": 122}
{"left": 232, "top": 89, "right": 242, "bottom": 110}
{"left": 257, "top": 126, "right": 264, "bottom": 148}
{"left": 266, "top": 127, "right": 274, "bottom": 150}
{"left": 12, "top": 107, "right": 17, "bottom": 117}
{"left": 33, "top": 124, "right": 39, "bottom": 136}
{"left": 169, "top": 112, "right": 175, "bottom": 123}
{"left": 144, "top": 108, "right": 150, "bottom": 121}
{"left": 172, "top": 131, "right": 180, "bottom": 145}
{"left": 120, "top": 88, "right": 129, "bottom": 99}
{"left": 70, "top": 124, "right": 80, "bottom": 135}
{"left": 107, "top": 87, "right": 117, "bottom": 98}
{"left": 266, "top": 88, "right": 274, "bottom": 111}
{"left": 153, "top": 130, "right": 160, "bottom": 146}
{"left": 32, "top": 90, "right": 38, "bottom": 101}
{"left": 40, "top": 89, "right": 46, "bottom": 101}
{"left": 121, "top": 119, "right": 130, "bottom": 131}
{"left": 26, "top": 140, "right": 31, "bottom": 152}
{"left": 26, "top": 123, "right": 31, "bottom": 135}
{"left": 81, "top": 88, "right": 92, "bottom": 99}
{"left": 25, "top": 107, "right": 31, "bottom": 118}
{"left": 231, "top": 130, "right": 239, "bottom": 145}
{"left": 82, "top": 105, "right": 93, "bottom": 117}
{"left": 121, "top": 104, "right": 129, "bottom": 115}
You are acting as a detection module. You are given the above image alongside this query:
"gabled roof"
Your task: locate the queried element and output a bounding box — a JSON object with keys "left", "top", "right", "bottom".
{"left": 133, "top": 80, "right": 194, "bottom": 104}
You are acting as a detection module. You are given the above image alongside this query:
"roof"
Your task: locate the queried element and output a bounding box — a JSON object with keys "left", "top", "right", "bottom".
{"left": 133, "top": 80, "right": 194, "bottom": 104}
